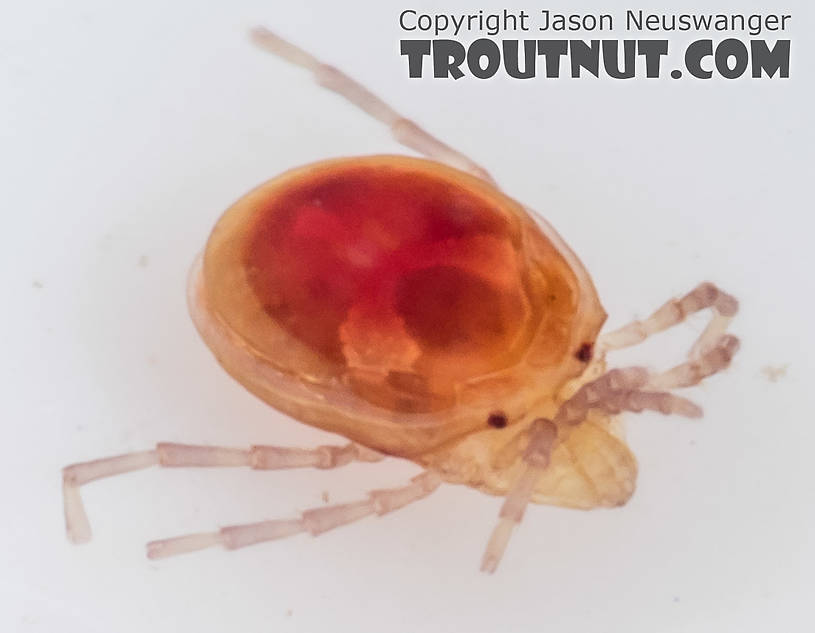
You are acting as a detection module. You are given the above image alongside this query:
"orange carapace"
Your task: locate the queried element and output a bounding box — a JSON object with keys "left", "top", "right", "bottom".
{"left": 195, "top": 156, "right": 603, "bottom": 459}
{"left": 62, "top": 28, "right": 740, "bottom": 573}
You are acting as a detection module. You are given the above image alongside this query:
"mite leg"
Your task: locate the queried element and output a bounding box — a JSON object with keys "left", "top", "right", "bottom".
{"left": 481, "top": 354, "right": 742, "bottom": 572}
{"left": 480, "top": 388, "right": 700, "bottom": 573}
{"left": 63, "top": 442, "right": 383, "bottom": 544}
{"left": 553, "top": 367, "right": 703, "bottom": 427}
{"left": 646, "top": 334, "right": 740, "bottom": 390}
{"left": 250, "top": 27, "right": 495, "bottom": 185}
{"left": 146, "top": 471, "right": 441, "bottom": 559}
{"left": 481, "top": 419, "right": 557, "bottom": 574}
{"left": 597, "top": 282, "right": 739, "bottom": 359}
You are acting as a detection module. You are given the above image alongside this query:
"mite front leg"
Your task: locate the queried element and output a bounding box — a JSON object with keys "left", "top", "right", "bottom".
{"left": 555, "top": 367, "right": 704, "bottom": 426}
{"left": 250, "top": 27, "right": 495, "bottom": 185}
{"left": 481, "top": 419, "right": 557, "bottom": 574}
{"left": 646, "top": 334, "right": 740, "bottom": 390}
{"left": 63, "top": 442, "right": 383, "bottom": 544}
{"left": 597, "top": 282, "right": 739, "bottom": 359}
{"left": 146, "top": 471, "right": 441, "bottom": 559}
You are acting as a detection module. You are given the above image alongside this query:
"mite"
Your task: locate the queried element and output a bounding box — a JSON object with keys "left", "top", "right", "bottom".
{"left": 63, "top": 28, "right": 740, "bottom": 573}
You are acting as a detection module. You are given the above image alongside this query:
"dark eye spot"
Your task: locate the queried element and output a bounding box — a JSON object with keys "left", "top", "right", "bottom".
{"left": 487, "top": 411, "right": 508, "bottom": 429}
{"left": 576, "top": 342, "right": 594, "bottom": 363}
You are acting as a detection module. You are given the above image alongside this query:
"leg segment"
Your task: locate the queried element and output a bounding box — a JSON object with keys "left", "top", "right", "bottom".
{"left": 597, "top": 282, "right": 739, "bottom": 359}
{"left": 63, "top": 442, "right": 382, "bottom": 544}
{"left": 250, "top": 27, "right": 495, "bottom": 185}
{"left": 146, "top": 471, "right": 441, "bottom": 559}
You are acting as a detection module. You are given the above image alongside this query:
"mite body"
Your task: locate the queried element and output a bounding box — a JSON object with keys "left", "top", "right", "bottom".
{"left": 63, "top": 28, "right": 739, "bottom": 573}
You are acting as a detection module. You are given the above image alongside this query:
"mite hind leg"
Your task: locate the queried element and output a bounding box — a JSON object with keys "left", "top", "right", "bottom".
{"left": 250, "top": 27, "right": 495, "bottom": 185}
{"left": 63, "top": 441, "right": 382, "bottom": 544}
{"left": 146, "top": 471, "right": 441, "bottom": 559}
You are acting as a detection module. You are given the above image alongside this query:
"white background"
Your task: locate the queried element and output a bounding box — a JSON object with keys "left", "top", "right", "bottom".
{"left": 3, "top": 1, "right": 814, "bottom": 631}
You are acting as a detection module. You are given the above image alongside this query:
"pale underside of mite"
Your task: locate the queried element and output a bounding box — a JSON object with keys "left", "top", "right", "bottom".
{"left": 62, "top": 28, "right": 740, "bottom": 573}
